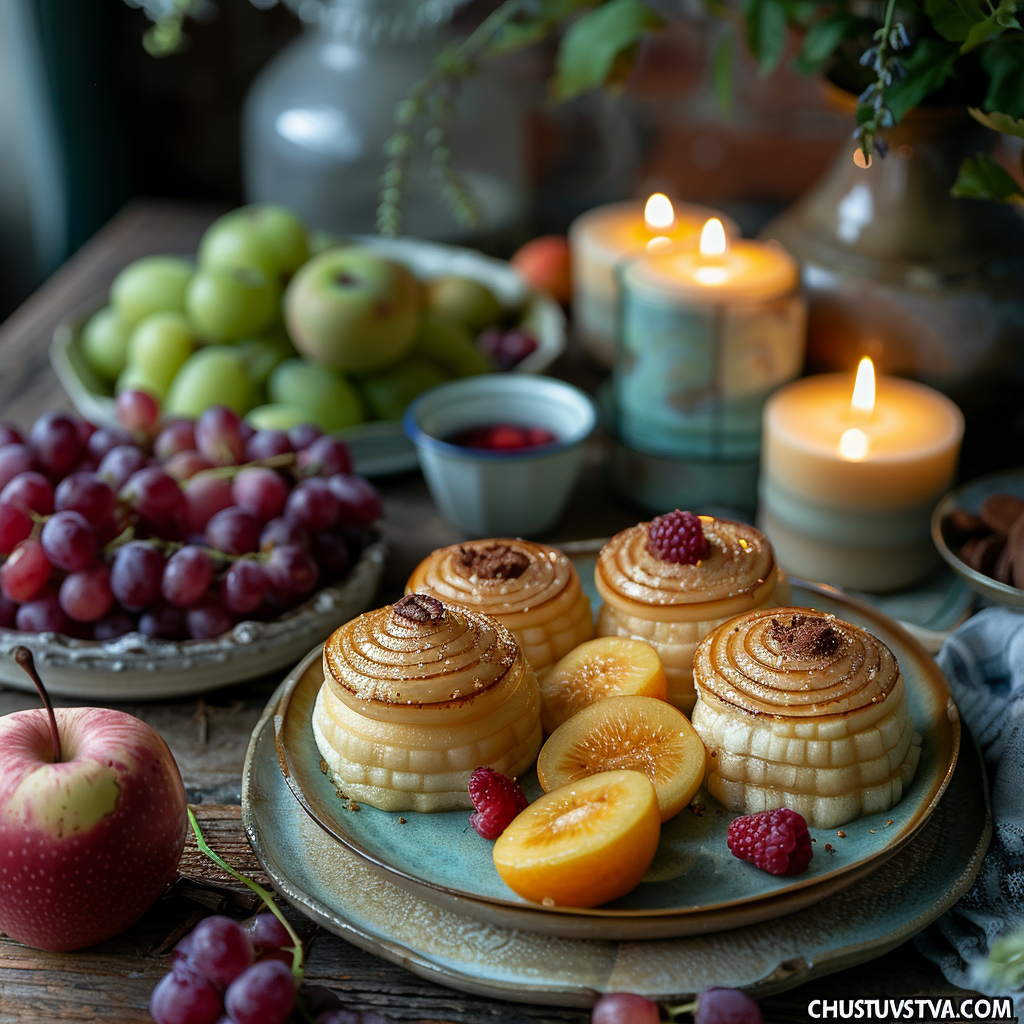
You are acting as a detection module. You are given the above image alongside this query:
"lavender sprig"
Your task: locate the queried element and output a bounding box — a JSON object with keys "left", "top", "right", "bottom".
{"left": 853, "top": 0, "right": 912, "bottom": 160}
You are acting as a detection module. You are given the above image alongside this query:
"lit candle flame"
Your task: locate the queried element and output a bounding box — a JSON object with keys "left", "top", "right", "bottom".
{"left": 644, "top": 193, "right": 675, "bottom": 232}
{"left": 839, "top": 428, "right": 869, "bottom": 461}
{"left": 851, "top": 356, "right": 876, "bottom": 416}
{"left": 699, "top": 218, "right": 728, "bottom": 259}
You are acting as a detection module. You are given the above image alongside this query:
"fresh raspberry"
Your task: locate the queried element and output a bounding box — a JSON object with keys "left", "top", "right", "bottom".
{"left": 727, "top": 808, "right": 813, "bottom": 876}
{"left": 646, "top": 509, "right": 710, "bottom": 564}
{"left": 468, "top": 766, "right": 529, "bottom": 840}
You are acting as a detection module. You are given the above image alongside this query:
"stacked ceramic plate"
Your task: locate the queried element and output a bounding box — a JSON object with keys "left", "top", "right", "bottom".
{"left": 242, "top": 549, "right": 990, "bottom": 1006}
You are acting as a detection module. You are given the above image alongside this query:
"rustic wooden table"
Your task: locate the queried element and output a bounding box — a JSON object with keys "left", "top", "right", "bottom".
{"left": 0, "top": 201, "right": 981, "bottom": 1023}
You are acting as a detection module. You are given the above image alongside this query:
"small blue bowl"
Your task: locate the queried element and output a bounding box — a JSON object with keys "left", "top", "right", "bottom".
{"left": 404, "top": 375, "right": 597, "bottom": 537}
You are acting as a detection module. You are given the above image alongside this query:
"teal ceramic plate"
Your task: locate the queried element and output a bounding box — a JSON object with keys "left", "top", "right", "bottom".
{"left": 247, "top": 686, "right": 989, "bottom": 1004}
{"left": 273, "top": 581, "right": 959, "bottom": 940}
{"left": 932, "top": 469, "right": 1024, "bottom": 609}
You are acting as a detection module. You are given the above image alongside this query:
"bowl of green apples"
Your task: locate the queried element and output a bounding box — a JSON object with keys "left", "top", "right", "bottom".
{"left": 52, "top": 205, "right": 566, "bottom": 477}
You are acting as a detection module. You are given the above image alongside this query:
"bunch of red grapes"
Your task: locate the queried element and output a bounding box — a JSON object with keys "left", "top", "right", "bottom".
{"left": 0, "top": 391, "right": 380, "bottom": 642}
{"left": 152, "top": 911, "right": 389, "bottom": 1024}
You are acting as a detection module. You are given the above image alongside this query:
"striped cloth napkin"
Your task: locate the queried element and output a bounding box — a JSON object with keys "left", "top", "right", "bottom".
{"left": 915, "top": 606, "right": 1024, "bottom": 1013}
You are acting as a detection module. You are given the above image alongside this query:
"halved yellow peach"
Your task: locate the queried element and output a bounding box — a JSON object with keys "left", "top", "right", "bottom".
{"left": 538, "top": 636, "right": 667, "bottom": 734}
{"left": 492, "top": 769, "right": 660, "bottom": 907}
{"left": 537, "top": 694, "right": 706, "bottom": 822}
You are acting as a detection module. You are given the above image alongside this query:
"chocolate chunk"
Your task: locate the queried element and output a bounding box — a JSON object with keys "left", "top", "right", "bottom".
{"left": 980, "top": 494, "right": 1024, "bottom": 535}
{"left": 943, "top": 508, "right": 989, "bottom": 548}
{"left": 1009, "top": 513, "right": 1024, "bottom": 591}
{"left": 768, "top": 614, "right": 842, "bottom": 658}
{"left": 959, "top": 534, "right": 1005, "bottom": 575}
{"left": 994, "top": 544, "right": 1015, "bottom": 586}
{"left": 456, "top": 543, "right": 531, "bottom": 580}
{"left": 393, "top": 593, "right": 444, "bottom": 625}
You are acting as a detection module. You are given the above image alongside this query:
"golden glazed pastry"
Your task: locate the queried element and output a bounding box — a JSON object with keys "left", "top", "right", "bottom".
{"left": 595, "top": 512, "right": 788, "bottom": 712}
{"left": 691, "top": 608, "right": 921, "bottom": 829}
{"left": 406, "top": 539, "right": 594, "bottom": 673}
{"left": 313, "top": 593, "right": 541, "bottom": 812}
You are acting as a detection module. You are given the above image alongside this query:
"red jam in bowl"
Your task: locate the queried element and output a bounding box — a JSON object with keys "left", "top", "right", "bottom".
{"left": 448, "top": 424, "right": 558, "bottom": 452}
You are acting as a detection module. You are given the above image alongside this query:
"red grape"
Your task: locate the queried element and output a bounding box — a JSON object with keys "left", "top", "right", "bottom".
{"left": 288, "top": 423, "right": 321, "bottom": 449}
{"left": 239, "top": 420, "right": 255, "bottom": 443}
{"left": 0, "top": 471, "right": 55, "bottom": 515}
{"left": 0, "top": 503, "right": 32, "bottom": 553}
{"left": 206, "top": 507, "right": 261, "bottom": 556}
{"left": 16, "top": 589, "right": 71, "bottom": 634}
{"left": 149, "top": 962, "right": 223, "bottom": 1024}
{"left": 155, "top": 419, "right": 197, "bottom": 461}
{"left": 30, "top": 411, "right": 83, "bottom": 477}
{"left": 694, "top": 988, "right": 762, "bottom": 1024}
{"left": 98, "top": 445, "right": 150, "bottom": 490}
{"left": 162, "top": 546, "right": 215, "bottom": 607}
{"left": 265, "top": 545, "right": 319, "bottom": 600}
{"left": 139, "top": 602, "right": 188, "bottom": 640}
{"left": 244, "top": 913, "right": 291, "bottom": 953}
{"left": 0, "top": 594, "right": 16, "bottom": 628}
{"left": 327, "top": 475, "right": 381, "bottom": 529}
{"left": 592, "top": 993, "right": 661, "bottom": 1024}
{"left": 196, "top": 407, "right": 245, "bottom": 466}
{"left": 477, "top": 327, "right": 538, "bottom": 370}
{"left": 182, "top": 473, "right": 234, "bottom": 532}
{"left": 59, "top": 563, "right": 115, "bottom": 623}
{"left": 117, "top": 388, "right": 161, "bottom": 437}
{"left": 93, "top": 606, "right": 137, "bottom": 640}
{"left": 76, "top": 420, "right": 97, "bottom": 447}
{"left": 224, "top": 959, "right": 295, "bottom": 1024}
{"left": 297, "top": 436, "right": 352, "bottom": 477}
{"left": 187, "top": 915, "right": 254, "bottom": 990}
{"left": 259, "top": 518, "right": 309, "bottom": 552}
{"left": 54, "top": 472, "right": 116, "bottom": 528}
{"left": 0, "top": 424, "right": 23, "bottom": 447}
{"left": 221, "top": 560, "right": 266, "bottom": 615}
{"left": 1, "top": 540, "right": 51, "bottom": 602}
{"left": 121, "top": 467, "right": 184, "bottom": 521}
{"left": 0, "top": 445, "right": 37, "bottom": 492}
{"left": 186, "top": 596, "right": 235, "bottom": 640}
{"left": 110, "top": 541, "right": 165, "bottom": 609}
{"left": 41, "top": 511, "right": 97, "bottom": 573}
{"left": 232, "top": 468, "right": 289, "bottom": 523}
{"left": 285, "top": 479, "right": 339, "bottom": 531}
{"left": 245, "top": 430, "right": 294, "bottom": 461}
{"left": 87, "top": 426, "right": 131, "bottom": 462}
{"left": 166, "top": 450, "right": 213, "bottom": 482}
{"left": 310, "top": 532, "right": 350, "bottom": 580}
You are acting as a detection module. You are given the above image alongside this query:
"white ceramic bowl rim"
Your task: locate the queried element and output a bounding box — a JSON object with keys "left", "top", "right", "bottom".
{"left": 403, "top": 374, "right": 597, "bottom": 461}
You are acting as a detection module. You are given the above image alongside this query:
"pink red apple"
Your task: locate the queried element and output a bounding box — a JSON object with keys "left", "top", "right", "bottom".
{"left": 0, "top": 705, "right": 188, "bottom": 950}
{"left": 284, "top": 249, "right": 421, "bottom": 373}
{"left": 511, "top": 235, "right": 572, "bottom": 306}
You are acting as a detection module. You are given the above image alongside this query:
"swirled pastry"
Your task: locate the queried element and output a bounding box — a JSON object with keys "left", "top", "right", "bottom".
{"left": 691, "top": 608, "right": 921, "bottom": 829}
{"left": 595, "top": 512, "right": 788, "bottom": 712}
{"left": 313, "top": 593, "right": 542, "bottom": 812}
{"left": 406, "top": 539, "right": 594, "bottom": 673}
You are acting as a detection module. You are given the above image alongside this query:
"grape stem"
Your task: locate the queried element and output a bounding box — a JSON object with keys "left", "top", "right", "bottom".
{"left": 665, "top": 1001, "right": 698, "bottom": 1017}
{"left": 12, "top": 646, "right": 62, "bottom": 763}
{"left": 186, "top": 807, "right": 304, "bottom": 981}
{"left": 195, "top": 452, "right": 297, "bottom": 482}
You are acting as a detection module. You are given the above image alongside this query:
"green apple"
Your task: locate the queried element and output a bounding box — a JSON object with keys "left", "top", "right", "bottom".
{"left": 198, "top": 205, "right": 309, "bottom": 284}
{"left": 359, "top": 357, "right": 450, "bottom": 421}
{"left": 245, "top": 404, "right": 309, "bottom": 431}
{"left": 268, "top": 358, "right": 363, "bottom": 431}
{"left": 412, "top": 312, "right": 491, "bottom": 377}
{"left": 116, "top": 364, "right": 167, "bottom": 400}
{"left": 235, "top": 331, "right": 296, "bottom": 388}
{"left": 81, "top": 306, "right": 132, "bottom": 384}
{"left": 284, "top": 248, "right": 421, "bottom": 373}
{"left": 185, "top": 265, "right": 278, "bottom": 343}
{"left": 164, "top": 346, "right": 254, "bottom": 416}
{"left": 424, "top": 276, "right": 503, "bottom": 332}
{"left": 110, "top": 256, "right": 193, "bottom": 328}
{"left": 127, "top": 312, "right": 196, "bottom": 395}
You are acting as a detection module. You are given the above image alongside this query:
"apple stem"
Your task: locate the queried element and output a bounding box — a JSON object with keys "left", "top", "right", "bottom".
{"left": 13, "top": 646, "right": 62, "bottom": 763}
